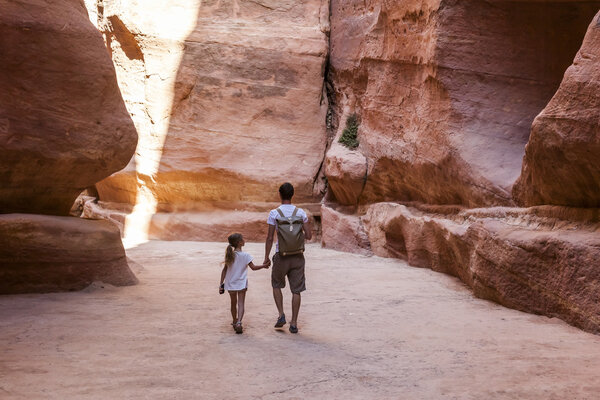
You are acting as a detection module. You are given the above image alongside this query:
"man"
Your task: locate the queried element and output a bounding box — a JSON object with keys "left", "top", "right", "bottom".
{"left": 264, "top": 182, "right": 312, "bottom": 334}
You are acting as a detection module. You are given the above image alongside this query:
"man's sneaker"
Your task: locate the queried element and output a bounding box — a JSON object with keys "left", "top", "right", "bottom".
{"left": 289, "top": 325, "right": 298, "bottom": 334}
{"left": 274, "top": 314, "right": 286, "bottom": 328}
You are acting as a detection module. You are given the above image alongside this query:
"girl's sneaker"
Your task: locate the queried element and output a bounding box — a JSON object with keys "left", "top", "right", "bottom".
{"left": 234, "top": 322, "right": 243, "bottom": 334}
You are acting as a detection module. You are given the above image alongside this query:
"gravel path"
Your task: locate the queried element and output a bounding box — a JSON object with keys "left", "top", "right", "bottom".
{"left": 2, "top": 241, "right": 600, "bottom": 399}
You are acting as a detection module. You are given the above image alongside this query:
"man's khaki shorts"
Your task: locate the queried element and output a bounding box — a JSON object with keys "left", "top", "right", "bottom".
{"left": 271, "top": 252, "right": 306, "bottom": 294}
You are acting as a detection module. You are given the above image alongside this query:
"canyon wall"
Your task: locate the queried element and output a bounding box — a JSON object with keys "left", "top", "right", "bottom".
{"left": 326, "top": 0, "right": 598, "bottom": 207}
{"left": 87, "top": 0, "right": 330, "bottom": 210}
{"left": 0, "top": 0, "right": 138, "bottom": 293}
{"left": 323, "top": 1, "right": 600, "bottom": 333}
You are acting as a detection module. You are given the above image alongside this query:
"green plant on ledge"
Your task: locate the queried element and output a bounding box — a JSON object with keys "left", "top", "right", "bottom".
{"left": 339, "top": 113, "right": 359, "bottom": 150}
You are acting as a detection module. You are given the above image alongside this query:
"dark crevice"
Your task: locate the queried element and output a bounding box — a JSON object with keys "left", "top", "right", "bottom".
{"left": 106, "top": 15, "right": 144, "bottom": 61}
{"left": 312, "top": 1, "right": 335, "bottom": 199}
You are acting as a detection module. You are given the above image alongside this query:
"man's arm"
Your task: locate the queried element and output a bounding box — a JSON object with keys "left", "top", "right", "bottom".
{"left": 303, "top": 218, "right": 313, "bottom": 241}
{"left": 264, "top": 224, "right": 276, "bottom": 264}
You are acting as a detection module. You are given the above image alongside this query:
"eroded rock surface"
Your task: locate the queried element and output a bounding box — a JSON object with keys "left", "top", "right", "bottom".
{"left": 326, "top": 0, "right": 599, "bottom": 207}
{"left": 87, "top": 0, "right": 329, "bottom": 208}
{"left": 322, "top": 203, "right": 600, "bottom": 333}
{"left": 320, "top": 204, "right": 371, "bottom": 255}
{"left": 0, "top": 214, "right": 137, "bottom": 294}
{"left": 0, "top": 0, "right": 137, "bottom": 215}
{"left": 324, "top": 142, "right": 367, "bottom": 206}
{"left": 514, "top": 11, "right": 600, "bottom": 207}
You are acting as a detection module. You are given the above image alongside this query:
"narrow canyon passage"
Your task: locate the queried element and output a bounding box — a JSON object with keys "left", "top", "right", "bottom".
{"left": 2, "top": 242, "right": 600, "bottom": 399}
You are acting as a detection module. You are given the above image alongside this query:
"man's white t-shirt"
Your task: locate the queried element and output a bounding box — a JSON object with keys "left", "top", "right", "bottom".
{"left": 224, "top": 251, "right": 253, "bottom": 291}
{"left": 267, "top": 204, "right": 309, "bottom": 252}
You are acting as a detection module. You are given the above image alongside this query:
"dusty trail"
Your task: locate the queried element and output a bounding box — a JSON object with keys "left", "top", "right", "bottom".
{"left": 2, "top": 241, "right": 600, "bottom": 399}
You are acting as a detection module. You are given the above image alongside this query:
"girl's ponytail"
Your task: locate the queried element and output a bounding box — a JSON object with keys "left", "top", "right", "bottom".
{"left": 224, "top": 244, "right": 236, "bottom": 267}
{"left": 223, "top": 233, "right": 243, "bottom": 267}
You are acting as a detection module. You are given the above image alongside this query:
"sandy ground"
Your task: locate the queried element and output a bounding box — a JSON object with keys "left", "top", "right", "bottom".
{"left": 2, "top": 241, "right": 600, "bottom": 399}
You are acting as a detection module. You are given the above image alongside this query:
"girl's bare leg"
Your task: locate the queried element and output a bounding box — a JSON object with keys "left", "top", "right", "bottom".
{"left": 229, "top": 292, "right": 237, "bottom": 324}
{"left": 236, "top": 290, "right": 247, "bottom": 323}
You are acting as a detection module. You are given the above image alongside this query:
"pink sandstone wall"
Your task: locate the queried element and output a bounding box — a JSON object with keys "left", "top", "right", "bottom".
{"left": 326, "top": 0, "right": 598, "bottom": 207}
{"left": 87, "top": 0, "right": 330, "bottom": 209}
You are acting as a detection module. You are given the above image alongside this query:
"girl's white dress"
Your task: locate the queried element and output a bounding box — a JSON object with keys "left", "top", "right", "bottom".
{"left": 224, "top": 251, "right": 253, "bottom": 291}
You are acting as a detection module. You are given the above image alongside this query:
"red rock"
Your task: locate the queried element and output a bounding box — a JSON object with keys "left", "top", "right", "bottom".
{"left": 327, "top": 0, "right": 598, "bottom": 207}
{"left": 324, "top": 141, "right": 367, "bottom": 206}
{"left": 357, "top": 203, "right": 600, "bottom": 333}
{"left": 148, "top": 211, "right": 271, "bottom": 243}
{"left": 0, "top": 0, "right": 137, "bottom": 215}
{"left": 87, "top": 0, "right": 329, "bottom": 208}
{"left": 514, "top": 11, "right": 600, "bottom": 207}
{"left": 320, "top": 204, "right": 371, "bottom": 255}
{"left": 83, "top": 198, "right": 320, "bottom": 243}
{"left": 0, "top": 214, "right": 137, "bottom": 294}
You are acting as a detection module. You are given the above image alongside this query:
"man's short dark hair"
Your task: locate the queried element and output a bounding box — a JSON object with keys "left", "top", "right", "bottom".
{"left": 279, "top": 182, "right": 294, "bottom": 200}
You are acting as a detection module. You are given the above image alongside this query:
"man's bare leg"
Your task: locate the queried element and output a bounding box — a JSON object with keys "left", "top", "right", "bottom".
{"left": 273, "top": 287, "right": 284, "bottom": 317}
{"left": 291, "top": 293, "right": 301, "bottom": 327}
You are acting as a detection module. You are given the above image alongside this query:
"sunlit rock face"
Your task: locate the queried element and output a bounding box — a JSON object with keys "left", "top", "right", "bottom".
{"left": 88, "top": 0, "right": 330, "bottom": 210}
{"left": 514, "top": 11, "right": 600, "bottom": 207}
{"left": 326, "top": 0, "right": 599, "bottom": 207}
{"left": 0, "top": 0, "right": 137, "bottom": 216}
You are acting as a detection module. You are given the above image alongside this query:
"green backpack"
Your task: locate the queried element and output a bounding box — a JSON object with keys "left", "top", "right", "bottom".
{"left": 276, "top": 207, "right": 305, "bottom": 256}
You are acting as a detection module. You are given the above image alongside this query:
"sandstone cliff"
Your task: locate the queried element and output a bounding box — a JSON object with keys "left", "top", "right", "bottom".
{"left": 88, "top": 0, "right": 330, "bottom": 209}
{"left": 326, "top": 0, "right": 598, "bottom": 207}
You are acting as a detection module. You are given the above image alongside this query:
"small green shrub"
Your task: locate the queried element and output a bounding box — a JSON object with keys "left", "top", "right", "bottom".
{"left": 339, "top": 113, "right": 359, "bottom": 149}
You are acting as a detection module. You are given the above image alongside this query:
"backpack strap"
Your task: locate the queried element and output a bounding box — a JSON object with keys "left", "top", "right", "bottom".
{"left": 276, "top": 207, "right": 285, "bottom": 218}
{"left": 291, "top": 207, "right": 298, "bottom": 217}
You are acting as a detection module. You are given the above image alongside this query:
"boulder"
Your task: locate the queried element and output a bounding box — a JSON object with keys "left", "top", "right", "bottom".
{"left": 320, "top": 204, "right": 371, "bottom": 255}
{"left": 0, "top": 214, "right": 137, "bottom": 294}
{"left": 0, "top": 0, "right": 137, "bottom": 215}
{"left": 324, "top": 142, "right": 367, "bottom": 206}
{"left": 514, "top": 11, "right": 600, "bottom": 207}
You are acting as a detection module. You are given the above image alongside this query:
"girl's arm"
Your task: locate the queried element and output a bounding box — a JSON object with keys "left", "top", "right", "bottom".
{"left": 220, "top": 265, "right": 227, "bottom": 285}
{"left": 248, "top": 261, "right": 269, "bottom": 271}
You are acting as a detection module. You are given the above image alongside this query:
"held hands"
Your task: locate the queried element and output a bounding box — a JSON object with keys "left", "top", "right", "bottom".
{"left": 219, "top": 283, "right": 225, "bottom": 294}
{"left": 262, "top": 259, "right": 271, "bottom": 269}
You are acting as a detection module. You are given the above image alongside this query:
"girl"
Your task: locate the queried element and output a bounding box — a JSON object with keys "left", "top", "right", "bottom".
{"left": 219, "top": 233, "right": 270, "bottom": 334}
